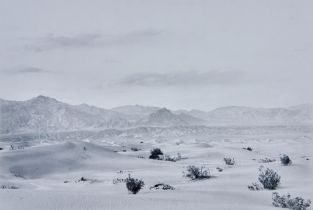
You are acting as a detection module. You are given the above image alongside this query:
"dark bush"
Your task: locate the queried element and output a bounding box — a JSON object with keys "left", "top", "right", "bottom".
{"left": 216, "top": 167, "right": 223, "bottom": 172}
{"left": 131, "top": 147, "right": 140, "bottom": 152}
{"left": 258, "top": 167, "right": 280, "bottom": 190}
{"left": 224, "top": 157, "right": 235, "bottom": 165}
{"left": 126, "top": 175, "right": 145, "bottom": 194}
{"left": 248, "top": 182, "right": 262, "bottom": 191}
{"left": 1, "top": 185, "right": 19, "bottom": 189}
{"left": 280, "top": 155, "right": 292, "bottom": 166}
{"left": 149, "top": 183, "right": 175, "bottom": 190}
{"left": 243, "top": 147, "right": 253, "bottom": 151}
{"left": 149, "top": 148, "right": 163, "bottom": 160}
{"left": 79, "top": 177, "right": 87, "bottom": 182}
{"left": 272, "top": 192, "right": 311, "bottom": 210}
{"left": 184, "top": 165, "right": 211, "bottom": 180}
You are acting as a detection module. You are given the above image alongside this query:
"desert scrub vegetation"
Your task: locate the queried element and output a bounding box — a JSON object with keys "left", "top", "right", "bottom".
{"left": 184, "top": 165, "right": 211, "bottom": 180}
{"left": 280, "top": 154, "right": 292, "bottom": 166}
{"left": 164, "top": 153, "right": 184, "bottom": 162}
{"left": 259, "top": 157, "right": 276, "bottom": 163}
{"left": 258, "top": 167, "right": 281, "bottom": 190}
{"left": 149, "top": 183, "right": 175, "bottom": 190}
{"left": 243, "top": 146, "right": 253, "bottom": 151}
{"left": 149, "top": 148, "right": 163, "bottom": 160}
{"left": 1, "top": 185, "right": 19, "bottom": 189}
{"left": 113, "top": 178, "right": 127, "bottom": 184}
{"left": 272, "top": 192, "right": 311, "bottom": 210}
{"left": 164, "top": 155, "right": 176, "bottom": 162}
{"left": 224, "top": 157, "right": 235, "bottom": 165}
{"left": 130, "top": 147, "right": 140, "bottom": 152}
{"left": 248, "top": 182, "right": 262, "bottom": 191}
{"left": 126, "top": 175, "right": 145, "bottom": 194}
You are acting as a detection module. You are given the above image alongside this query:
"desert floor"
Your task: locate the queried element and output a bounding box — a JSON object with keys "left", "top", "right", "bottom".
{"left": 0, "top": 129, "right": 312, "bottom": 210}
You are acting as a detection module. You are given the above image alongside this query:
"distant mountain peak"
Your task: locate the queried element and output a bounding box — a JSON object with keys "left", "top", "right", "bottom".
{"left": 145, "top": 107, "right": 204, "bottom": 126}
{"left": 156, "top": 108, "right": 172, "bottom": 114}
{"left": 28, "top": 95, "right": 58, "bottom": 104}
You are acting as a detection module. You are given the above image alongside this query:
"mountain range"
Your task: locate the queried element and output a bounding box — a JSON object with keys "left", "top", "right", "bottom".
{"left": 0, "top": 95, "right": 312, "bottom": 135}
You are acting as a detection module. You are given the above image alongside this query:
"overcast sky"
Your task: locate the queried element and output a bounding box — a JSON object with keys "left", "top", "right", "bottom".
{"left": 1, "top": 0, "right": 313, "bottom": 110}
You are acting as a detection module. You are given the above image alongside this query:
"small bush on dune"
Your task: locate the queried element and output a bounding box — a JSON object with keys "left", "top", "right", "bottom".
{"left": 259, "top": 157, "right": 276, "bottom": 163}
{"left": 258, "top": 167, "right": 280, "bottom": 190}
{"left": 184, "top": 165, "right": 211, "bottom": 180}
{"left": 280, "top": 155, "right": 292, "bottom": 166}
{"left": 1, "top": 185, "right": 19, "bottom": 189}
{"left": 164, "top": 155, "right": 176, "bottom": 162}
{"left": 149, "top": 183, "right": 175, "bottom": 190}
{"left": 79, "top": 177, "right": 87, "bottom": 182}
{"left": 130, "top": 147, "right": 140, "bottom": 152}
{"left": 272, "top": 192, "right": 311, "bottom": 210}
{"left": 126, "top": 175, "right": 145, "bottom": 194}
{"left": 243, "top": 146, "right": 253, "bottom": 151}
{"left": 216, "top": 167, "right": 223, "bottom": 172}
{"left": 248, "top": 182, "right": 262, "bottom": 191}
{"left": 113, "top": 178, "right": 127, "bottom": 184}
{"left": 224, "top": 157, "right": 235, "bottom": 165}
{"left": 149, "top": 148, "right": 163, "bottom": 160}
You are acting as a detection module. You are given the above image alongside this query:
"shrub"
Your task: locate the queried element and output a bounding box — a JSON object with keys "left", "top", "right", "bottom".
{"left": 165, "top": 153, "right": 184, "bottom": 162}
{"left": 280, "top": 155, "right": 292, "bottom": 166}
{"left": 224, "top": 157, "right": 235, "bottom": 165}
{"left": 272, "top": 192, "right": 311, "bottom": 210}
{"left": 131, "top": 147, "right": 140, "bottom": 152}
{"left": 126, "top": 175, "right": 145, "bottom": 194}
{"left": 258, "top": 167, "right": 280, "bottom": 190}
{"left": 149, "top": 148, "right": 163, "bottom": 160}
{"left": 164, "top": 155, "right": 176, "bottom": 162}
{"left": 113, "top": 178, "right": 127, "bottom": 184}
{"left": 248, "top": 182, "right": 262, "bottom": 191}
{"left": 1, "top": 185, "right": 19, "bottom": 189}
{"left": 243, "top": 147, "right": 253, "bottom": 151}
{"left": 184, "top": 165, "right": 211, "bottom": 180}
{"left": 259, "top": 158, "right": 276, "bottom": 163}
{"left": 79, "top": 177, "right": 87, "bottom": 182}
{"left": 149, "top": 183, "right": 175, "bottom": 190}
{"left": 216, "top": 167, "right": 223, "bottom": 172}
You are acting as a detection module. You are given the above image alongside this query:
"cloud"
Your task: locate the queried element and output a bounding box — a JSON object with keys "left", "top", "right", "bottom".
{"left": 116, "top": 70, "right": 246, "bottom": 87}
{"left": 2, "top": 67, "right": 49, "bottom": 75}
{"left": 26, "top": 29, "right": 162, "bottom": 52}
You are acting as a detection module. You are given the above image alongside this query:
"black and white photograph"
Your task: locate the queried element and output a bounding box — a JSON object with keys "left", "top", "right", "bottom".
{"left": 0, "top": 1, "right": 312, "bottom": 209}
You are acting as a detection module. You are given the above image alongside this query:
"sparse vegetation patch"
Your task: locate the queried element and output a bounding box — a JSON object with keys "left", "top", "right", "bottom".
{"left": 149, "top": 148, "right": 163, "bottom": 160}
{"left": 184, "top": 165, "right": 211, "bottom": 180}
{"left": 150, "top": 183, "right": 175, "bottom": 190}
{"left": 258, "top": 167, "right": 280, "bottom": 190}
{"left": 272, "top": 192, "right": 311, "bottom": 210}
{"left": 126, "top": 175, "right": 145, "bottom": 194}
{"left": 224, "top": 157, "right": 235, "bottom": 165}
{"left": 280, "top": 155, "right": 292, "bottom": 166}
{"left": 248, "top": 182, "right": 262, "bottom": 191}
